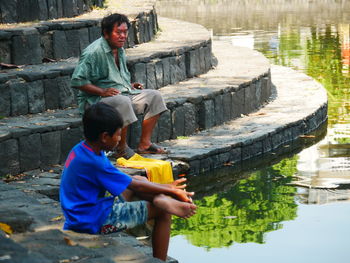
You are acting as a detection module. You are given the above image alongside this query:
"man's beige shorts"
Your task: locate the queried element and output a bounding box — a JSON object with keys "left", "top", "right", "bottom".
{"left": 100, "top": 89, "right": 167, "bottom": 127}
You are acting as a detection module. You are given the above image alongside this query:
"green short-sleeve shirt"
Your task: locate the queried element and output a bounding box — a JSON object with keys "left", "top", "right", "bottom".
{"left": 71, "top": 37, "right": 140, "bottom": 113}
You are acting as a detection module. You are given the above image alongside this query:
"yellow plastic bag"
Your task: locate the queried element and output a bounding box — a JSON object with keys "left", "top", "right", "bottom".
{"left": 117, "top": 154, "right": 174, "bottom": 184}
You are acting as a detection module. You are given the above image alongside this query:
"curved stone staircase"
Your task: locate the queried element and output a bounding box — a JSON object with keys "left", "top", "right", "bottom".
{"left": 0, "top": 0, "right": 327, "bottom": 262}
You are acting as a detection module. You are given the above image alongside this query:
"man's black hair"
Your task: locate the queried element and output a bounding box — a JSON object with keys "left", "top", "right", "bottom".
{"left": 83, "top": 102, "right": 124, "bottom": 142}
{"left": 101, "top": 13, "right": 131, "bottom": 36}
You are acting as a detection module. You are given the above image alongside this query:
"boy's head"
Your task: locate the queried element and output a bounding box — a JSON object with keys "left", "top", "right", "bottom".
{"left": 83, "top": 103, "right": 124, "bottom": 149}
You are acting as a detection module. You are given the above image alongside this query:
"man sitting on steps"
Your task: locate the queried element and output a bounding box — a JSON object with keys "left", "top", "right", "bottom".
{"left": 71, "top": 13, "right": 168, "bottom": 159}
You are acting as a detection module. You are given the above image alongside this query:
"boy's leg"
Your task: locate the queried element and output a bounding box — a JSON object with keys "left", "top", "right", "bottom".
{"left": 147, "top": 194, "right": 197, "bottom": 261}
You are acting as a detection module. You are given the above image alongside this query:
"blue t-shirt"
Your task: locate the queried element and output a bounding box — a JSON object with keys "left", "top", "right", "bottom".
{"left": 60, "top": 141, "right": 132, "bottom": 234}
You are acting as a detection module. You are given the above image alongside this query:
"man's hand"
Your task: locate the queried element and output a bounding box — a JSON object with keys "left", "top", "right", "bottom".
{"left": 170, "top": 178, "right": 187, "bottom": 190}
{"left": 132, "top": 82, "right": 143, "bottom": 90}
{"left": 101, "top": 88, "right": 120, "bottom": 97}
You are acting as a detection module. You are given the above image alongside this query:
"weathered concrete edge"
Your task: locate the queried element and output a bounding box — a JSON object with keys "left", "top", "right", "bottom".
{"left": 0, "top": 0, "right": 158, "bottom": 64}
{"left": 163, "top": 65, "right": 328, "bottom": 175}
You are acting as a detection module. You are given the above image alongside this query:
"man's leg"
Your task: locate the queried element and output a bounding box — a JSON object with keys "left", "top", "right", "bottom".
{"left": 138, "top": 114, "right": 160, "bottom": 152}
{"left": 131, "top": 90, "right": 168, "bottom": 153}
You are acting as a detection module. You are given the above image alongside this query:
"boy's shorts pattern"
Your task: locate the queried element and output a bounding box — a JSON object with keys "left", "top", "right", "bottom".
{"left": 100, "top": 195, "right": 148, "bottom": 235}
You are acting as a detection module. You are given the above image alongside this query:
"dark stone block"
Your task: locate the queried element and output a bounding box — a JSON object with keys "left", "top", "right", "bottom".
{"left": 43, "top": 79, "right": 60, "bottom": 110}
{"left": 60, "top": 127, "right": 83, "bottom": 163}
{"left": 0, "top": 139, "right": 19, "bottom": 177}
{"left": 242, "top": 141, "right": 262, "bottom": 160}
{"left": 223, "top": 92, "right": 232, "bottom": 122}
{"left": 158, "top": 110, "right": 171, "bottom": 142}
{"left": 127, "top": 24, "right": 136, "bottom": 47}
{"left": 130, "top": 63, "right": 147, "bottom": 86}
{"left": 262, "top": 136, "right": 272, "bottom": 153}
{"left": 47, "top": 0, "right": 58, "bottom": 19}
{"left": 162, "top": 57, "right": 171, "bottom": 86}
{"left": 38, "top": 0, "right": 49, "bottom": 20}
{"left": 188, "top": 159, "right": 200, "bottom": 175}
{"left": 41, "top": 131, "right": 61, "bottom": 167}
{"left": 169, "top": 57, "right": 177, "bottom": 84}
{"left": 17, "top": 0, "right": 39, "bottom": 22}
{"left": 214, "top": 94, "right": 224, "bottom": 126}
{"left": 19, "top": 134, "right": 41, "bottom": 171}
{"left": 53, "top": 30, "right": 68, "bottom": 59}
{"left": 62, "top": 0, "right": 77, "bottom": 17}
{"left": 172, "top": 106, "right": 185, "bottom": 138}
{"left": 10, "top": 81, "right": 29, "bottom": 116}
{"left": 89, "top": 26, "right": 102, "bottom": 42}
{"left": 12, "top": 33, "right": 42, "bottom": 65}
{"left": 183, "top": 103, "right": 197, "bottom": 136}
{"left": 146, "top": 62, "right": 157, "bottom": 90}
{"left": 244, "top": 82, "right": 257, "bottom": 114}
{"left": 56, "top": 0, "right": 63, "bottom": 18}
{"left": 17, "top": 72, "right": 43, "bottom": 82}
{"left": 198, "top": 99, "right": 215, "bottom": 129}
{"left": 0, "top": 84, "right": 10, "bottom": 117}
{"left": 231, "top": 89, "right": 245, "bottom": 118}
{"left": 78, "top": 28, "right": 90, "bottom": 52}
{"left": 200, "top": 157, "right": 212, "bottom": 173}
{"left": 185, "top": 49, "right": 200, "bottom": 78}
{"left": 255, "top": 79, "right": 262, "bottom": 104}
{"left": 155, "top": 59, "right": 164, "bottom": 89}
{"left": 0, "top": 208, "right": 34, "bottom": 233}
{"left": 219, "top": 152, "right": 231, "bottom": 165}
{"left": 203, "top": 45, "right": 212, "bottom": 72}
{"left": 41, "top": 32, "right": 54, "bottom": 59}
{"left": 176, "top": 55, "right": 186, "bottom": 82}
{"left": 0, "top": 0, "right": 17, "bottom": 23}
{"left": 57, "top": 76, "right": 76, "bottom": 108}
{"left": 65, "top": 29, "right": 81, "bottom": 58}
{"left": 199, "top": 46, "right": 206, "bottom": 74}
{"left": 28, "top": 80, "right": 45, "bottom": 114}
{"left": 271, "top": 132, "right": 284, "bottom": 149}
{"left": 128, "top": 117, "right": 142, "bottom": 149}
{"left": 230, "top": 147, "right": 242, "bottom": 163}
{"left": 0, "top": 40, "right": 11, "bottom": 64}
{"left": 77, "top": 0, "right": 85, "bottom": 14}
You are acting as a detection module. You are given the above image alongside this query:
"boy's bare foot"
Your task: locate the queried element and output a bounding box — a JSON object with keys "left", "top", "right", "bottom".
{"left": 153, "top": 194, "right": 197, "bottom": 218}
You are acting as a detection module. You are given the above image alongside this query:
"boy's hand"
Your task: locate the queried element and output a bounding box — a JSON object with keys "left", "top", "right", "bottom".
{"left": 170, "top": 178, "right": 187, "bottom": 189}
{"left": 174, "top": 188, "right": 194, "bottom": 203}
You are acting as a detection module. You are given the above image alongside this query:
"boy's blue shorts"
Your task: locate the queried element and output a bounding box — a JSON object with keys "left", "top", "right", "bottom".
{"left": 101, "top": 195, "right": 148, "bottom": 235}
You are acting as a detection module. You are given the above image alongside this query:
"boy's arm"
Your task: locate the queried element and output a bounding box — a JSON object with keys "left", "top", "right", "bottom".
{"left": 128, "top": 178, "right": 193, "bottom": 203}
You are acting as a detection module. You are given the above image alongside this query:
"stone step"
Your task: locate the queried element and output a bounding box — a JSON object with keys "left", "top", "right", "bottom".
{"left": 0, "top": 0, "right": 104, "bottom": 24}
{"left": 159, "top": 65, "right": 328, "bottom": 175}
{"left": 0, "top": 179, "right": 176, "bottom": 263}
{"left": 0, "top": 0, "right": 158, "bottom": 65}
{"left": 0, "top": 16, "right": 213, "bottom": 118}
{"left": 0, "top": 41, "right": 270, "bottom": 177}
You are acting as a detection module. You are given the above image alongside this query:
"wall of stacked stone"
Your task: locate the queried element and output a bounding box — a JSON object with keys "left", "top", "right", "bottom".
{"left": 0, "top": 118, "right": 84, "bottom": 176}
{"left": 0, "top": 9, "right": 158, "bottom": 65}
{"left": 0, "top": 69, "right": 271, "bottom": 177}
{"left": 0, "top": 41, "right": 212, "bottom": 118}
{"left": 186, "top": 104, "right": 328, "bottom": 175}
{"left": 0, "top": 0, "right": 105, "bottom": 24}
{"left": 128, "top": 72, "right": 272, "bottom": 148}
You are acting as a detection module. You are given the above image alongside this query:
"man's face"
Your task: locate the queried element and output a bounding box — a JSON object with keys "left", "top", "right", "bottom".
{"left": 104, "top": 22, "right": 128, "bottom": 49}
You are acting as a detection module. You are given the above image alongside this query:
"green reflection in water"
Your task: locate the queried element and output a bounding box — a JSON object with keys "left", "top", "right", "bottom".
{"left": 171, "top": 157, "right": 299, "bottom": 249}
{"left": 258, "top": 24, "right": 350, "bottom": 128}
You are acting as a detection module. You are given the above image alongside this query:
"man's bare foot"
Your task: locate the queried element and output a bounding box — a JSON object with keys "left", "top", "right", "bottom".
{"left": 153, "top": 194, "right": 197, "bottom": 218}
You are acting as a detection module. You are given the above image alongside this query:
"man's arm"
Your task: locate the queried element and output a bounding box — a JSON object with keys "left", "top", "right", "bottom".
{"left": 128, "top": 178, "right": 194, "bottom": 203}
{"left": 73, "top": 84, "right": 120, "bottom": 97}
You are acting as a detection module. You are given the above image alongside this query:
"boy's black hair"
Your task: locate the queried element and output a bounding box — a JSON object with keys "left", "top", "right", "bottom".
{"left": 83, "top": 102, "right": 124, "bottom": 142}
{"left": 101, "top": 13, "right": 131, "bottom": 36}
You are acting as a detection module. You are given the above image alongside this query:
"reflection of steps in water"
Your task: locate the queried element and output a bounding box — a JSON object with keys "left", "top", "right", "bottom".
{"left": 296, "top": 187, "right": 350, "bottom": 204}
{"left": 296, "top": 137, "right": 350, "bottom": 189}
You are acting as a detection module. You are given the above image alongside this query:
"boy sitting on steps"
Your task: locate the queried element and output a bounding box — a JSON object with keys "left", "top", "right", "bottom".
{"left": 60, "top": 102, "right": 196, "bottom": 261}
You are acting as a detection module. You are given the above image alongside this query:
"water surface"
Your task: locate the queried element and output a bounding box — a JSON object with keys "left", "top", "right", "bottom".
{"left": 156, "top": 0, "right": 350, "bottom": 262}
